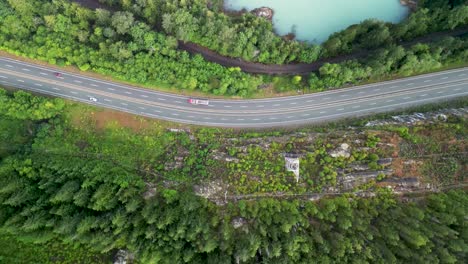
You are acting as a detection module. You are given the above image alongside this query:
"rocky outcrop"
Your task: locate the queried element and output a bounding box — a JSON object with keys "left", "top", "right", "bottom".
{"left": 400, "top": 0, "right": 418, "bottom": 11}
{"left": 251, "top": 7, "right": 274, "bottom": 20}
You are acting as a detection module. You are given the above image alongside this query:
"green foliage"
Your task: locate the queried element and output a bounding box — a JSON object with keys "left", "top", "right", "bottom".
{"left": 0, "top": 89, "right": 65, "bottom": 120}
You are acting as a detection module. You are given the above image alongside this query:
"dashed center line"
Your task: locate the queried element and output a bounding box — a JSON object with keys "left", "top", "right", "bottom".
{"left": 352, "top": 105, "right": 360, "bottom": 108}
{"left": 174, "top": 101, "right": 182, "bottom": 104}
{"left": 369, "top": 103, "right": 377, "bottom": 105}
{"left": 306, "top": 99, "right": 315, "bottom": 102}
{"left": 104, "top": 99, "right": 112, "bottom": 102}
{"left": 224, "top": 105, "right": 232, "bottom": 108}
{"left": 203, "top": 117, "right": 211, "bottom": 120}
{"left": 257, "top": 105, "right": 264, "bottom": 108}
{"left": 290, "top": 102, "right": 297, "bottom": 105}
{"left": 287, "top": 116, "right": 294, "bottom": 119}
{"left": 273, "top": 104, "right": 281, "bottom": 107}
{"left": 302, "top": 114, "right": 310, "bottom": 116}
{"left": 269, "top": 117, "right": 277, "bottom": 120}
{"left": 39, "top": 72, "right": 47, "bottom": 75}
{"left": 21, "top": 68, "right": 30, "bottom": 72}
{"left": 0, "top": 76, "right": 7, "bottom": 78}
{"left": 373, "top": 89, "right": 381, "bottom": 91}
{"left": 70, "top": 91, "right": 78, "bottom": 94}
{"left": 406, "top": 83, "right": 414, "bottom": 86}
{"left": 319, "top": 111, "right": 327, "bottom": 114}
{"left": 5, "top": 64, "right": 13, "bottom": 68}
{"left": 441, "top": 77, "right": 448, "bottom": 80}
{"left": 34, "top": 83, "right": 42, "bottom": 87}
{"left": 458, "top": 73, "right": 466, "bottom": 77}
{"left": 138, "top": 107, "right": 146, "bottom": 110}
{"left": 358, "top": 91, "right": 365, "bottom": 94}
{"left": 237, "top": 118, "right": 245, "bottom": 121}
{"left": 17, "top": 79, "right": 24, "bottom": 82}
{"left": 74, "top": 80, "right": 82, "bottom": 83}
{"left": 187, "top": 116, "right": 195, "bottom": 118}
{"left": 389, "top": 86, "right": 399, "bottom": 89}
{"left": 121, "top": 102, "right": 128, "bottom": 106}
{"left": 454, "top": 88, "right": 462, "bottom": 91}
{"left": 403, "top": 97, "right": 411, "bottom": 100}
{"left": 153, "top": 110, "right": 161, "bottom": 113}
{"left": 252, "top": 118, "right": 260, "bottom": 121}
{"left": 90, "top": 84, "right": 98, "bottom": 87}
{"left": 337, "top": 108, "right": 344, "bottom": 111}
{"left": 157, "top": 98, "right": 166, "bottom": 101}
{"left": 107, "top": 88, "right": 115, "bottom": 91}
{"left": 323, "top": 97, "right": 331, "bottom": 100}
{"left": 240, "top": 106, "right": 248, "bottom": 108}
{"left": 125, "top": 91, "right": 132, "bottom": 95}
{"left": 172, "top": 113, "right": 179, "bottom": 116}
{"left": 386, "top": 100, "right": 394, "bottom": 103}
{"left": 419, "top": 94, "right": 428, "bottom": 97}
{"left": 423, "top": 80, "right": 432, "bottom": 83}
{"left": 437, "top": 91, "right": 444, "bottom": 94}
{"left": 140, "top": 94, "right": 149, "bottom": 98}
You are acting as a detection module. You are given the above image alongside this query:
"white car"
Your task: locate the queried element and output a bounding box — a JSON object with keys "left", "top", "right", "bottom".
{"left": 89, "top": 97, "right": 98, "bottom": 102}
{"left": 188, "top": 98, "right": 209, "bottom": 105}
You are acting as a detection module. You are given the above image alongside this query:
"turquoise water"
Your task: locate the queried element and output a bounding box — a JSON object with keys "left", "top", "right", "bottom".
{"left": 225, "top": 0, "right": 409, "bottom": 43}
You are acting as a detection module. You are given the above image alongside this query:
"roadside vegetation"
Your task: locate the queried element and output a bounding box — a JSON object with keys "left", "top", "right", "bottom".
{"left": 0, "top": 0, "right": 467, "bottom": 98}
{"left": 0, "top": 89, "right": 467, "bottom": 263}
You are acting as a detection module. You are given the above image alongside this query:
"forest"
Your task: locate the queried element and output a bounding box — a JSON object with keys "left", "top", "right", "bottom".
{"left": 0, "top": 89, "right": 467, "bottom": 263}
{"left": 0, "top": 0, "right": 467, "bottom": 97}
{"left": 98, "top": 0, "right": 468, "bottom": 63}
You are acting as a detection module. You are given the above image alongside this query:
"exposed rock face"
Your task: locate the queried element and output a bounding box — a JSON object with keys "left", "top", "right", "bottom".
{"left": 400, "top": 0, "right": 418, "bottom": 10}
{"left": 365, "top": 108, "right": 468, "bottom": 127}
{"left": 251, "top": 7, "right": 274, "bottom": 20}
{"left": 329, "top": 143, "right": 351, "bottom": 158}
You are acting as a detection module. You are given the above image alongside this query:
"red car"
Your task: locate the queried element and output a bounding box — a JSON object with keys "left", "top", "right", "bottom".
{"left": 187, "top": 98, "right": 209, "bottom": 105}
{"left": 54, "top": 72, "right": 62, "bottom": 77}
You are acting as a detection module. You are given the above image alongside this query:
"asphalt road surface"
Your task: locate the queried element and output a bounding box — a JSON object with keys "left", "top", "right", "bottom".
{"left": 1, "top": 57, "right": 467, "bottom": 128}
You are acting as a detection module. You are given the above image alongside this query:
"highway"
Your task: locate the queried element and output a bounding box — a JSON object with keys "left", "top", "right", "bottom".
{"left": 1, "top": 57, "right": 467, "bottom": 127}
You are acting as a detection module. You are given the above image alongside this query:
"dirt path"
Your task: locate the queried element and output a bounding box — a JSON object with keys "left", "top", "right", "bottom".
{"left": 71, "top": 0, "right": 468, "bottom": 75}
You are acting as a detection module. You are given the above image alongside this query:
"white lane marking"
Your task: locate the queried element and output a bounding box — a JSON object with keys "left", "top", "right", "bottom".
{"left": 369, "top": 102, "right": 377, "bottom": 105}
{"left": 424, "top": 80, "right": 431, "bottom": 83}
{"left": 252, "top": 118, "right": 260, "bottom": 121}
{"left": 138, "top": 107, "right": 146, "bottom": 110}
{"left": 306, "top": 100, "right": 315, "bottom": 102}
{"left": 221, "top": 118, "right": 228, "bottom": 121}
{"left": 74, "top": 80, "right": 82, "bottom": 83}
{"left": 319, "top": 111, "right": 327, "bottom": 114}
{"left": 203, "top": 117, "right": 211, "bottom": 120}
{"left": 21, "top": 68, "right": 30, "bottom": 72}
{"left": 406, "top": 83, "right": 414, "bottom": 86}
{"left": 269, "top": 117, "right": 277, "bottom": 120}
{"left": 340, "top": 94, "right": 349, "bottom": 97}
{"left": 240, "top": 105, "right": 247, "bottom": 108}
{"left": 458, "top": 73, "right": 466, "bottom": 77}
{"left": 17, "top": 79, "right": 25, "bottom": 82}
{"left": 441, "top": 77, "right": 448, "bottom": 80}
{"left": 454, "top": 88, "right": 462, "bottom": 91}
{"left": 172, "top": 113, "right": 179, "bottom": 116}
{"left": 187, "top": 116, "right": 195, "bottom": 118}
{"left": 237, "top": 118, "right": 244, "bottom": 121}
{"left": 153, "top": 110, "right": 161, "bottom": 113}
{"left": 290, "top": 102, "right": 297, "bottom": 105}
{"left": 5, "top": 64, "right": 13, "bottom": 68}
{"left": 90, "top": 84, "right": 98, "bottom": 87}
{"left": 224, "top": 105, "right": 232, "bottom": 108}
{"left": 373, "top": 88, "right": 381, "bottom": 91}
{"left": 273, "top": 104, "right": 281, "bottom": 107}
{"left": 52, "top": 87, "right": 60, "bottom": 91}
{"left": 121, "top": 102, "right": 128, "bottom": 106}
{"left": 337, "top": 108, "right": 344, "bottom": 111}
{"left": 0, "top": 76, "right": 7, "bottom": 78}
{"left": 287, "top": 116, "right": 294, "bottom": 119}
{"left": 419, "top": 94, "right": 428, "bottom": 97}
{"left": 125, "top": 91, "right": 132, "bottom": 95}
{"left": 386, "top": 100, "right": 394, "bottom": 103}
{"left": 352, "top": 105, "right": 360, "bottom": 108}
{"left": 107, "top": 87, "right": 115, "bottom": 91}
{"left": 437, "top": 91, "right": 444, "bottom": 94}
{"left": 174, "top": 101, "right": 182, "bottom": 104}
{"left": 323, "top": 97, "right": 331, "bottom": 100}
{"left": 358, "top": 91, "right": 365, "bottom": 94}
{"left": 39, "top": 72, "right": 47, "bottom": 75}
{"left": 157, "top": 98, "right": 166, "bottom": 101}
{"left": 257, "top": 105, "right": 264, "bottom": 107}
{"left": 389, "top": 86, "right": 398, "bottom": 89}
{"left": 140, "top": 94, "right": 148, "bottom": 98}
{"left": 302, "top": 114, "right": 310, "bottom": 116}
{"left": 403, "top": 97, "right": 411, "bottom": 100}
{"left": 34, "top": 83, "right": 42, "bottom": 87}
{"left": 104, "top": 99, "right": 112, "bottom": 102}
{"left": 70, "top": 91, "right": 78, "bottom": 94}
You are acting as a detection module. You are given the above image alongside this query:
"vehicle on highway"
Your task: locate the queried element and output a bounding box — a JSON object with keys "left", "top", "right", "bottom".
{"left": 89, "top": 97, "right": 98, "bottom": 102}
{"left": 188, "top": 98, "right": 209, "bottom": 105}
{"left": 54, "top": 72, "right": 62, "bottom": 77}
